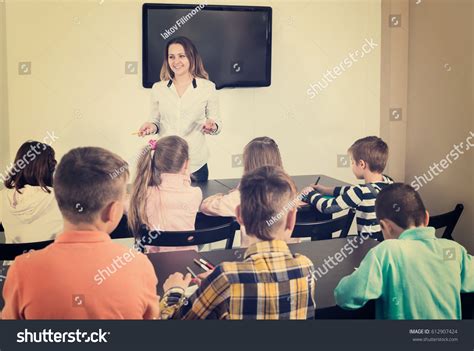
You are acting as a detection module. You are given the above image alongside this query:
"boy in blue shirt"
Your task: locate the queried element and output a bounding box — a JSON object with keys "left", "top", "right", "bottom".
{"left": 335, "top": 183, "right": 473, "bottom": 319}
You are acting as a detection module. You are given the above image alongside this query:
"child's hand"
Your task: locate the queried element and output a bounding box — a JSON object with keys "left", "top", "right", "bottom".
{"left": 315, "top": 185, "right": 333, "bottom": 195}
{"left": 193, "top": 271, "right": 213, "bottom": 286}
{"left": 163, "top": 272, "right": 192, "bottom": 293}
{"left": 201, "top": 119, "right": 218, "bottom": 134}
{"left": 296, "top": 199, "right": 308, "bottom": 208}
{"left": 300, "top": 186, "right": 315, "bottom": 204}
{"left": 301, "top": 186, "right": 315, "bottom": 196}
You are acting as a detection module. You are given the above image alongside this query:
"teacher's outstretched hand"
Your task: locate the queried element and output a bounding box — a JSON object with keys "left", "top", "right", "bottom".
{"left": 138, "top": 122, "right": 158, "bottom": 137}
{"left": 201, "top": 119, "right": 218, "bottom": 134}
{"left": 137, "top": 36, "right": 221, "bottom": 182}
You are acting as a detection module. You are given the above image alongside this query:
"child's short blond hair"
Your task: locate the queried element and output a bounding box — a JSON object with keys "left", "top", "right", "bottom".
{"left": 54, "top": 147, "right": 129, "bottom": 223}
{"left": 348, "top": 136, "right": 388, "bottom": 173}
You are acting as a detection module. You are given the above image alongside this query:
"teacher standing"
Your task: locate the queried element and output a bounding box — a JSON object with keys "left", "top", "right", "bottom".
{"left": 138, "top": 36, "right": 221, "bottom": 182}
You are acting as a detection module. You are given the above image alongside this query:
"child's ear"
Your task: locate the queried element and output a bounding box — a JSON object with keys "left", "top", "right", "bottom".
{"left": 235, "top": 205, "right": 244, "bottom": 227}
{"left": 359, "top": 159, "right": 367, "bottom": 170}
{"left": 379, "top": 219, "right": 391, "bottom": 238}
{"left": 102, "top": 201, "right": 124, "bottom": 226}
{"left": 424, "top": 210, "right": 430, "bottom": 226}
{"left": 285, "top": 208, "right": 297, "bottom": 232}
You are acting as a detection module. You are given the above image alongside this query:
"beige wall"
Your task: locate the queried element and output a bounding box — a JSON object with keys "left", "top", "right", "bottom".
{"left": 0, "top": 1, "right": 9, "bottom": 191}
{"left": 1, "top": 1, "right": 471, "bottom": 250}
{"left": 405, "top": 0, "right": 473, "bottom": 252}
{"left": 380, "top": 0, "right": 409, "bottom": 181}
{"left": 2, "top": 0, "right": 381, "bottom": 185}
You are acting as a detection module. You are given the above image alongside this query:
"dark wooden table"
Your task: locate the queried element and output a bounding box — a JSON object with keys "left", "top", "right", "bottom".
{"left": 1, "top": 237, "right": 472, "bottom": 318}
{"left": 211, "top": 174, "right": 351, "bottom": 194}
{"left": 148, "top": 238, "right": 377, "bottom": 307}
{"left": 131, "top": 174, "right": 351, "bottom": 200}
{"left": 113, "top": 174, "right": 353, "bottom": 239}
{"left": 147, "top": 238, "right": 474, "bottom": 319}
{"left": 0, "top": 239, "right": 374, "bottom": 314}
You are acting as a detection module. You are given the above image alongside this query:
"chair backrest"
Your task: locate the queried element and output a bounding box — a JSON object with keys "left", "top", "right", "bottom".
{"left": 137, "top": 215, "right": 238, "bottom": 252}
{"left": 428, "top": 204, "right": 464, "bottom": 240}
{"left": 0, "top": 240, "right": 54, "bottom": 261}
{"left": 291, "top": 210, "right": 355, "bottom": 241}
{"left": 110, "top": 214, "right": 134, "bottom": 239}
{"left": 194, "top": 212, "right": 240, "bottom": 230}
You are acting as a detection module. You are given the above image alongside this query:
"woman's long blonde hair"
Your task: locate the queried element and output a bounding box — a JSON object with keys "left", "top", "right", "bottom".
{"left": 243, "top": 137, "right": 283, "bottom": 174}
{"left": 160, "top": 36, "right": 209, "bottom": 81}
{"left": 128, "top": 136, "right": 189, "bottom": 236}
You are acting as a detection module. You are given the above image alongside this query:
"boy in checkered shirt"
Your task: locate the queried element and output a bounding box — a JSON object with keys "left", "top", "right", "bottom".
{"left": 160, "top": 166, "right": 316, "bottom": 320}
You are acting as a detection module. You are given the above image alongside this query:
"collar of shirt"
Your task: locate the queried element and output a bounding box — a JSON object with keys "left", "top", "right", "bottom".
{"left": 369, "top": 174, "right": 393, "bottom": 185}
{"left": 381, "top": 174, "right": 394, "bottom": 184}
{"left": 159, "top": 173, "right": 191, "bottom": 188}
{"left": 243, "top": 240, "right": 292, "bottom": 260}
{"left": 167, "top": 77, "right": 197, "bottom": 89}
{"left": 398, "top": 226, "right": 436, "bottom": 241}
{"left": 55, "top": 231, "right": 111, "bottom": 244}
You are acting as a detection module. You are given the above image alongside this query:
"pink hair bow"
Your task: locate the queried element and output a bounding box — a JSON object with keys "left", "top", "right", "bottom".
{"left": 148, "top": 139, "right": 157, "bottom": 151}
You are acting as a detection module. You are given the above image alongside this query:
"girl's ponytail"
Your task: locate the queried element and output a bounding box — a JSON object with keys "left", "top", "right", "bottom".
{"left": 128, "top": 145, "right": 159, "bottom": 237}
{"left": 128, "top": 136, "right": 189, "bottom": 237}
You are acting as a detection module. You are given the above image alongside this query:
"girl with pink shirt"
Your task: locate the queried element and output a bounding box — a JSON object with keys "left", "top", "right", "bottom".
{"left": 200, "top": 137, "right": 285, "bottom": 247}
{"left": 128, "top": 136, "right": 202, "bottom": 252}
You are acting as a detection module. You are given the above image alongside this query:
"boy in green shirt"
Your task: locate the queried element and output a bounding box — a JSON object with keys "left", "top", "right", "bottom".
{"left": 335, "top": 183, "right": 473, "bottom": 319}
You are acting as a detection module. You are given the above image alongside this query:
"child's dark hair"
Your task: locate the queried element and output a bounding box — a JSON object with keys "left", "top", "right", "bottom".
{"left": 375, "top": 183, "right": 426, "bottom": 229}
{"left": 3, "top": 141, "right": 56, "bottom": 194}
{"left": 54, "top": 147, "right": 129, "bottom": 224}
{"left": 239, "top": 165, "right": 296, "bottom": 240}
{"left": 348, "top": 136, "right": 388, "bottom": 173}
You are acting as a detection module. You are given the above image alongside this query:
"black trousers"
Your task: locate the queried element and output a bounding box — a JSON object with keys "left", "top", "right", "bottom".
{"left": 191, "top": 163, "right": 209, "bottom": 182}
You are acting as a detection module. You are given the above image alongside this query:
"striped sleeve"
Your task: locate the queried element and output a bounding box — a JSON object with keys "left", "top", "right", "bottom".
{"left": 308, "top": 186, "right": 364, "bottom": 214}
{"left": 334, "top": 186, "right": 351, "bottom": 196}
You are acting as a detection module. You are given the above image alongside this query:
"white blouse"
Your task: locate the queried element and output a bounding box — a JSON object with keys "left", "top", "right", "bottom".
{"left": 149, "top": 77, "right": 221, "bottom": 173}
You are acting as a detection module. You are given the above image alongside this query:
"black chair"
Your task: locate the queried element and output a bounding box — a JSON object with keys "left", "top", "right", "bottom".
{"left": 111, "top": 213, "right": 242, "bottom": 240}
{"left": 136, "top": 214, "right": 238, "bottom": 252}
{"left": 110, "top": 214, "right": 134, "bottom": 239}
{"left": 428, "top": 204, "right": 464, "bottom": 240}
{"left": 291, "top": 210, "right": 355, "bottom": 241}
{"left": 194, "top": 212, "right": 240, "bottom": 230}
{"left": 0, "top": 240, "right": 54, "bottom": 261}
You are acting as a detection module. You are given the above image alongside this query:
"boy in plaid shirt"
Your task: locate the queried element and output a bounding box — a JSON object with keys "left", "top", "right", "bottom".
{"left": 160, "top": 166, "right": 317, "bottom": 319}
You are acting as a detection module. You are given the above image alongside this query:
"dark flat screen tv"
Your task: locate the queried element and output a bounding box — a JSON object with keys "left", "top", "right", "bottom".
{"left": 143, "top": 3, "right": 272, "bottom": 89}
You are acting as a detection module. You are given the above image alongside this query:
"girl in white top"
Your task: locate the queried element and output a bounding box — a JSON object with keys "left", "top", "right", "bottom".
{"left": 138, "top": 36, "right": 221, "bottom": 182}
{"left": 1, "top": 141, "right": 62, "bottom": 243}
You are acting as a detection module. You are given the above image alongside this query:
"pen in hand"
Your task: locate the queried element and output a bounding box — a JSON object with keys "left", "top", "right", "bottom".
{"left": 314, "top": 176, "right": 321, "bottom": 186}
{"left": 186, "top": 266, "right": 199, "bottom": 285}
